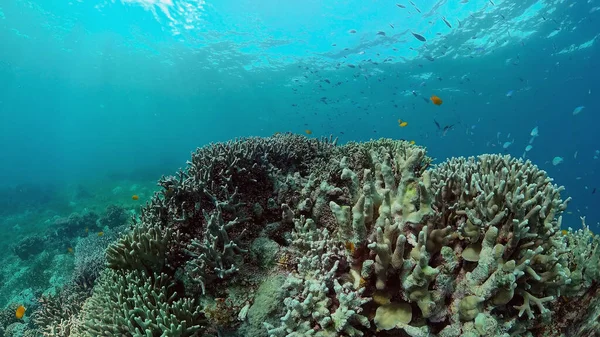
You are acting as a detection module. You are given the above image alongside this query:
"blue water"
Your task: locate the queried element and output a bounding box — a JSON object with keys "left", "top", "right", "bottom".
{"left": 0, "top": 0, "right": 598, "bottom": 233}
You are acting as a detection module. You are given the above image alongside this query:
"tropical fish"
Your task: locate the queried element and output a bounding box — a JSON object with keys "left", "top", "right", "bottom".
{"left": 530, "top": 126, "right": 539, "bottom": 138}
{"left": 398, "top": 119, "right": 408, "bottom": 127}
{"left": 409, "top": 140, "right": 416, "bottom": 145}
{"left": 552, "top": 156, "right": 564, "bottom": 166}
{"left": 411, "top": 32, "right": 427, "bottom": 42}
{"left": 67, "top": 247, "right": 74, "bottom": 253}
{"left": 503, "top": 141, "right": 513, "bottom": 149}
{"left": 525, "top": 145, "right": 533, "bottom": 152}
{"left": 132, "top": 195, "right": 139, "bottom": 200}
{"left": 348, "top": 29, "right": 357, "bottom": 33}
{"left": 305, "top": 129, "right": 313, "bottom": 135}
{"left": 430, "top": 95, "right": 443, "bottom": 105}
{"left": 377, "top": 31, "right": 386, "bottom": 36}
{"left": 15, "top": 305, "right": 26, "bottom": 319}
{"left": 506, "top": 90, "right": 514, "bottom": 97}
{"left": 572, "top": 106, "right": 585, "bottom": 115}
{"left": 97, "top": 231, "right": 104, "bottom": 237}
{"left": 442, "top": 17, "right": 452, "bottom": 28}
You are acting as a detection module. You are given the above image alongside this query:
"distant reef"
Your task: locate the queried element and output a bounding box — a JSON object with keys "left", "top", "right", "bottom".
{"left": 7, "top": 134, "right": 599, "bottom": 337}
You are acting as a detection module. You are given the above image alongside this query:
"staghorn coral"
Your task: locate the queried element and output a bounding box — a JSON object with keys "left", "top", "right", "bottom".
{"left": 184, "top": 207, "right": 248, "bottom": 294}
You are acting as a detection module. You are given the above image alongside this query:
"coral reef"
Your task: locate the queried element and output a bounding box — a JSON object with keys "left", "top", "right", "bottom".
{"left": 21, "top": 135, "right": 600, "bottom": 337}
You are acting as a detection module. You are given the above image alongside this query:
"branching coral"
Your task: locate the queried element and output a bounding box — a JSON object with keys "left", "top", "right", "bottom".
{"left": 184, "top": 207, "right": 248, "bottom": 294}
{"left": 37, "top": 136, "right": 600, "bottom": 337}
{"left": 71, "top": 269, "right": 206, "bottom": 336}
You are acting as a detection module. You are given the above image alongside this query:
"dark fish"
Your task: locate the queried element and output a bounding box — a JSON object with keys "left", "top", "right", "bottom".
{"left": 348, "top": 64, "right": 356, "bottom": 68}
{"left": 377, "top": 31, "right": 386, "bottom": 36}
{"left": 389, "top": 24, "right": 395, "bottom": 29}
{"left": 442, "top": 17, "right": 452, "bottom": 28}
{"left": 425, "top": 55, "right": 435, "bottom": 61}
{"left": 396, "top": 4, "right": 406, "bottom": 8}
{"left": 411, "top": 32, "right": 427, "bottom": 42}
{"left": 324, "top": 79, "right": 330, "bottom": 84}
{"left": 593, "top": 188, "right": 597, "bottom": 194}
{"left": 434, "top": 119, "right": 441, "bottom": 130}
{"left": 443, "top": 125, "right": 454, "bottom": 131}
{"left": 489, "top": 0, "right": 495, "bottom": 5}
{"left": 348, "top": 29, "right": 357, "bottom": 33}
{"left": 422, "top": 97, "right": 430, "bottom": 103}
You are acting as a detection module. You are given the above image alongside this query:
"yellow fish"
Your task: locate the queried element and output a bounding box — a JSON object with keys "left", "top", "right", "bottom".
{"left": 409, "top": 140, "right": 416, "bottom": 145}
{"left": 398, "top": 119, "right": 408, "bottom": 127}
{"left": 97, "top": 231, "right": 104, "bottom": 237}
{"left": 15, "top": 305, "right": 26, "bottom": 319}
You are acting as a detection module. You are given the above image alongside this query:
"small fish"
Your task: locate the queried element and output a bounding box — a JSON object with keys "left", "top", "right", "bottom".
{"left": 396, "top": 3, "right": 406, "bottom": 8}
{"left": 345, "top": 241, "right": 355, "bottom": 254}
{"left": 389, "top": 24, "right": 395, "bottom": 29}
{"left": 552, "top": 156, "right": 564, "bottom": 166}
{"left": 506, "top": 90, "right": 514, "bottom": 97}
{"left": 348, "top": 29, "right": 357, "bottom": 34}
{"left": 132, "top": 195, "right": 139, "bottom": 200}
{"left": 67, "top": 247, "right": 74, "bottom": 253}
{"left": 530, "top": 126, "right": 539, "bottom": 138}
{"left": 434, "top": 119, "right": 441, "bottom": 130}
{"left": 377, "top": 31, "right": 386, "bottom": 36}
{"left": 442, "top": 17, "right": 452, "bottom": 28}
{"left": 422, "top": 97, "right": 430, "bottom": 103}
{"left": 398, "top": 119, "right": 408, "bottom": 127}
{"left": 572, "top": 106, "right": 585, "bottom": 115}
{"left": 430, "top": 95, "right": 443, "bottom": 105}
{"left": 410, "top": 140, "right": 416, "bottom": 145}
{"left": 489, "top": 0, "right": 495, "bottom": 5}
{"left": 15, "top": 305, "right": 26, "bottom": 319}
{"left": 305, "top": 129, "right": 313, "bottom": 135}
{"left": 561, "top": 229, "right": 568, "bottom": 235}
{"left": 525, "top": 145, "right": 533, "bottom": 152}
{"left": 411, "top": 32, "right": 427, "bottom": 42}
{"left": 424, "top": 55, "right": 435, "bottom": 61}
{"left": 593, "top": 188, "right": 596, "bottom": 194}
{"left": 97, "top": 231, "right": 104, "bottom": 237}
{"left": 503, "top": 141, "right": 513, "bottom": 149}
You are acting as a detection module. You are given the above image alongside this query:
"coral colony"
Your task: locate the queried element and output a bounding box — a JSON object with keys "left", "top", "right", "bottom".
{"left": 29, "top": 135, "right": 600, "bottom": 336}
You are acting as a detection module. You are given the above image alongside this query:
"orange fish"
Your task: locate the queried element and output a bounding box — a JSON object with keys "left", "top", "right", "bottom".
{"left": 15, "top": 305, "right": 26, "bottom": 319}
{"left": 305, "top": 129, "right": 313, "bottom": 135}
{"left": 132, "top": 195, "right": 139, "bottom": 200}
{"left": 345, "top": 241, "right": 355, "bottom": 254}
{"left": 561, "top": 229, "right": 568, "bottom": 235}
{"left": 430, "top": 95, "right": 443, "bottom": 105}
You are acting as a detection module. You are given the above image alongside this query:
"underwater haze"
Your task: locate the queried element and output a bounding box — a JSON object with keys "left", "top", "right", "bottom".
{"left": 2, "top": 0, "right": 600, "bottom": 335}
{"left": 1, "top": 0, "right": 598, "bottom": 229}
